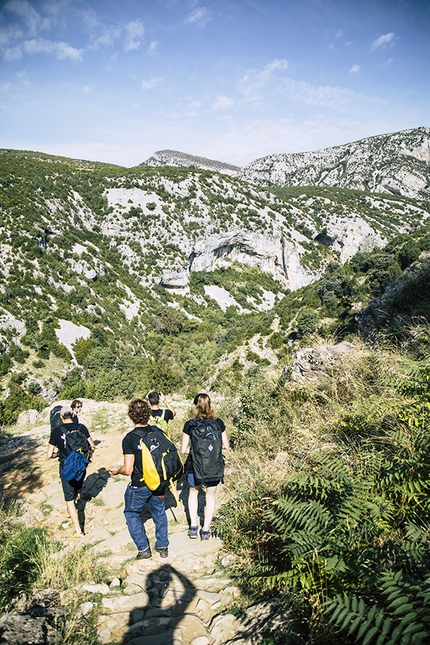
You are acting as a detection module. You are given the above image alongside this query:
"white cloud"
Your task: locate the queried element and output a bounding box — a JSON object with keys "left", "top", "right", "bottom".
{"left": 240, "top": 58, "right": 289, "bottom": 101}
{"left": 4, "top": 38, "right": 83, "bottom": 61}
{"left": 141, "top": 76, "right": 163, "bottom": 90}
{"left": 148, "top": 40, "right": 158, "bottom": 55}
{"left": 212, "top": 94, "right": 234, "bottom": 110}
{"left": 370, "top": 32, "right": 395, "bottom": 51}
{"left": 0, "top": 24, "right": 23, "bottom": 48}
{"left": 4, "top": 0, "right": 48, "bottom": 36}
{"left": 185, "top": 7, "right": 211, "bottom": 29}
{"left": 124, "top": 19, "right": 144, "bottom": 52}
{"left": 349, "top": 64, "right": 360, "bottom": 74}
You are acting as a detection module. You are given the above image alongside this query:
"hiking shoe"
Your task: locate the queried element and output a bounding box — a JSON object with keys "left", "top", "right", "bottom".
{"left": 136, "top": 548, "right": 152, "bottom": 560}
{"left": 200, "top": 529, "right": 210, "bottom": 541}
{"left": 155, "top": 546, "right": 169, "bottom": 558}
{"left": 187, "top": 526, "right": 198, "bottom": 539}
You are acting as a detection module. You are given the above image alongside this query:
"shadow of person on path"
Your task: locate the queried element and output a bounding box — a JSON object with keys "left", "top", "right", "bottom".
{"left": 75, "top": 467, "right": 109, "bottom": 533}
{"left": 121, "top": 564, "right": 197, "bottom": 645}
{"left": 0, "top": 436, "right": 45, "bottom": 503}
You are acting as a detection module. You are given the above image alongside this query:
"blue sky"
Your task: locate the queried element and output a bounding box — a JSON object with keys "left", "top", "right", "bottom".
{"left": 0, "top": 0, "right": 429, "bottom": 167}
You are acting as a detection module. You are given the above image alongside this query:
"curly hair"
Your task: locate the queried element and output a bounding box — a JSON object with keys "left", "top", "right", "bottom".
{"left": 193, "top": 392, "right": 214, "bottom": 419}
{"left": 128, "top": 399, "right": 151, "bottom": 425}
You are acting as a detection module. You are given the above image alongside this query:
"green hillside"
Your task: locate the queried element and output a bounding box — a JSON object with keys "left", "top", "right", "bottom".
{"left": 1, "top": 149, "right": 430, "bottom": 424}
{"left": 1, "top": 148, "right": 430, "bottom": 644}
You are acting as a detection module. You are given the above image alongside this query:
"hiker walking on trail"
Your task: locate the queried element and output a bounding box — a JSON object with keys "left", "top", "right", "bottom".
{"left": 71, "top": 399, "right": 83, "bottom": 425}
{"left": 47, "top": 405, "right": 95, "bottom": 537}
{"left": 108, "top": 399, "right": 171, "bottom": 560}
{"left": 147, "top": 391, "right": 176, "bottom": 437}
{"left": 181, "top": 393, "right": 229, "bottom": 541}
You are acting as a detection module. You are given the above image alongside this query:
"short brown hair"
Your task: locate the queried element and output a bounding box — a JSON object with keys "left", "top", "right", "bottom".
{"left": 193, "top": 393, "right": 214, "bottom": 419}
{"left": 128, "top": 399, "right": 150, "bottom": 425}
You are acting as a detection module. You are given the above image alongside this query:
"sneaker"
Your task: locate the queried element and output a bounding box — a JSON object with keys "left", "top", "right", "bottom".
{"left": 136, "top": 548, "right": 152, "bottom": 560}
{"left": 200, "top": 529, "right": 210, "bottom": 541}
{"left": 187, "top": 526, "right": 198, "bottom": 539}
{"left": 71, "top": 532, "right": 83, "bottom": 540}
{"left": 155, "top": 546, "right": 169, "bottom": 558}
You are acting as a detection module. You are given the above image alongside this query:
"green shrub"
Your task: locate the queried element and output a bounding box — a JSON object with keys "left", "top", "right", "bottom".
{"left": 0, "top": 504, "right": 50, "bottom": 609}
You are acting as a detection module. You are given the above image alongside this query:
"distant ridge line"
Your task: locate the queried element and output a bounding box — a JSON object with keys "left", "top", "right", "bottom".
{"left": 140, "top": 149, "right": 241, "bottom": 176}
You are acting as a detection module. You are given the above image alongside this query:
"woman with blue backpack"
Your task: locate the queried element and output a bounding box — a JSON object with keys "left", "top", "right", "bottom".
{"left": 181, "top": 393, "right": 230, "bottom": 540}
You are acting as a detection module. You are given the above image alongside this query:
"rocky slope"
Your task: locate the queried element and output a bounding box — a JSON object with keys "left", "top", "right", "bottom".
{"left": 140, "top": 128, "right": 430, "bottom": 200}
{"left": 241, "top": 127, "right": 430, "bottom": 199}
{"left": 141, "top": 150, "right": 240, "bottom": 177}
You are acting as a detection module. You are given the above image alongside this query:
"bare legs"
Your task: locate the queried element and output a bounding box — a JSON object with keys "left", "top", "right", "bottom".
{"left": 66, "top": 500, "right": 82, "bottom": 535}
{"left": 188, "top": 484, "right": 217, "bottom": 531}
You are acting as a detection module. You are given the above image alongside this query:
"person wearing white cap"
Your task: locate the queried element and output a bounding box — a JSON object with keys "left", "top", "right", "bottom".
{"left": 47, "top": 405, "right": 95, "bottom": 537}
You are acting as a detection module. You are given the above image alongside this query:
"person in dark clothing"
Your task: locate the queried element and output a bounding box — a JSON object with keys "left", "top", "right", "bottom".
{"left": 47, "top": 405, "right": 95, "bottom": 537}
{"left": 109, "top": 398, "right": 169, "bottom": 560}
{"left": 71, "top": 399, "right": 83, "bottom": 425}
{"left": 147, "top": 391, "right": 176, "bottom": 435}
{"left": 181, "top": 393, "right": 229, "bottom": 541}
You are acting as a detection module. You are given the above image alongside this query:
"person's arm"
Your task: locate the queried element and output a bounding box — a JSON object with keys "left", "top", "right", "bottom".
{"left": 222, "top": 431, "right": 230, "bottom": 450}
{"left": 181, "top": 432, "right": 190, "bottom": 454}
{"left": 160, "top": 392, "right": 176, "bottom": 417}
{"left": 109, "top": 454, "right": 135, "bottom": 476}
{"left": 88, "top": 436, "right": 96, "bottom": 451}
{"left": 47, "top": 443, "right": 58, "bottom": 459}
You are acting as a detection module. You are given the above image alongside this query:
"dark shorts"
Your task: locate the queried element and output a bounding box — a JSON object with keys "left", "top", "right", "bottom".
{"left": 187, "top": 473, "right": 221, "bottom": 488}
{"left": 61, "top": 474, "right": 84, "bottom": 502}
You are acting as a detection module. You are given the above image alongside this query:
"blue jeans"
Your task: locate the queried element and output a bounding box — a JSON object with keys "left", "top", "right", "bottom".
{"left": 124, "top": 484, "right": 169, "bottom": 552}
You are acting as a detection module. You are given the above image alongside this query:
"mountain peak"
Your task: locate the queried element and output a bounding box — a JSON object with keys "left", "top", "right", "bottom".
{"left": 140, "top": 149, "right": 241, "bottom": 176}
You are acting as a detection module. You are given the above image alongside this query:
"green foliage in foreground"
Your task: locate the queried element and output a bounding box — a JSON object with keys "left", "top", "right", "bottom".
{"left": 219, "top": 360, "right": 430, "bottom": 644}
{"left": 0, "top": 502, "right": 108, "bottom": 643}
{"left": 0, "top": 508, "right": 49, "bottom": 609}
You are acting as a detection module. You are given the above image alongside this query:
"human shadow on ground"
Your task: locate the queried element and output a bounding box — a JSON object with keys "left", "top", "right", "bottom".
{"left": 121, "top": 564, "right": 197, "bottom": 645}
{"left": 0, "top": 436, "right": 44, "bottom": 502}
{"left": 75, "top": 467, "right": 109, "bottom": 533}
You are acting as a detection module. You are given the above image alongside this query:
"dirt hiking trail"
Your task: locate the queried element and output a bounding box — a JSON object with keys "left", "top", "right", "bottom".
{"left": 1, "top": 399, "right": 282, "bottom": 645}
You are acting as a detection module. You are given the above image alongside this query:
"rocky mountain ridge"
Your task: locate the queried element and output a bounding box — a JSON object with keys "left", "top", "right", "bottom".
{"left": 141, "top": 127, "right": 430, "bottom": 200}
{"left": 141, "top": 149, "right": 240, "bottom": 177}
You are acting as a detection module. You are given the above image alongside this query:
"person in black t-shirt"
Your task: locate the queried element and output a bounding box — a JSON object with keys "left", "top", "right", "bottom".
{"left": 181, "top": 393, "right": 229, "bottom": 541}
{"left": 147, "top": 391, "right": 176, "bottom": 427}
{"left": 109, "top": 399, "right": 169, "bottom": 560}
{"left": 47, "top": 405, "right": 95, "bottom": 537}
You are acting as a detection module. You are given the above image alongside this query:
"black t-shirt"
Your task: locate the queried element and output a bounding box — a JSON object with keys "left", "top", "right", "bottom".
{"left": 151, "top": 408, "right": 174, "bottom": 422}
{"left": 122, "top": 426, "right": 152, "bottom": 487}
{"left": 183, "top": 417, "right": 225, "bottom": 436}
{"left": 48, "top": 423, "right": 90, "bottom": 466}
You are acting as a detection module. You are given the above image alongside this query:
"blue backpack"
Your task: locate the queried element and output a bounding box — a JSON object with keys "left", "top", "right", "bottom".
{"left": 61, "top": 450, "right": 89, "bottom": 482}
{"left": 61, "top": 424, "right": 91, "bottom": 482}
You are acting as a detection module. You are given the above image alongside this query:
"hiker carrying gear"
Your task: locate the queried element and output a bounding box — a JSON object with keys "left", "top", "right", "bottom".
{"left": 181, "top": 393, "right": 230, "bottom": 541}
{"left": 47, "top": 405, "right": 96, "bottom": 538}
{"left": 147, "top": 391, "right": 176, "bottom": 438}
{"left": 109, "top": 398, "right": 179, "bottom": 560}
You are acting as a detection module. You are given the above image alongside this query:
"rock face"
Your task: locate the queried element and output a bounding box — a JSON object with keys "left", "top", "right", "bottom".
{"left": 287, "top": 342, "right": 356, "bottom": 382}
{"left": 189, "top": 229, "right": 316, "bottom": 290}
{"left": 141, "top": 150, "right": 240, "bottom": 177}
{"left": 240, "top": 127, "right": 430, "bottom": 199}
{"left": 159, "top": 271, "right": 189, "bottom": 290}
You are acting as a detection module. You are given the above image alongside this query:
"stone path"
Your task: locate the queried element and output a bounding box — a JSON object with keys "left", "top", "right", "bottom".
{"left": 1, "top": 400, "right": 284, "bottom": 645}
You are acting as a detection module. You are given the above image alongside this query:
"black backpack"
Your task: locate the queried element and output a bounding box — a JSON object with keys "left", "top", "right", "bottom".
{"left": 189, "top": 418, "right": 224, "bottom": 484}
{"left": 61, "top": 424, "right": 91, "bottom": 482}
{"left": 133, "top": 426, "right": 184, "bottom": 496}
{"left": 50, "top": 405, "right": 63, "bottom": 431}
